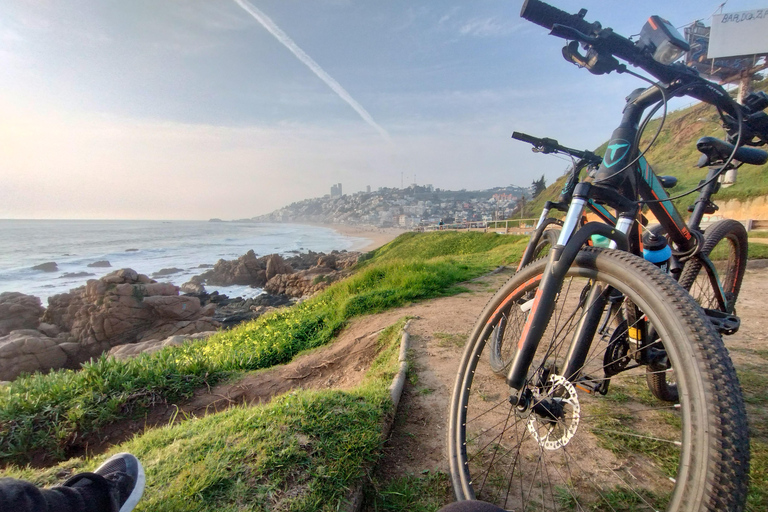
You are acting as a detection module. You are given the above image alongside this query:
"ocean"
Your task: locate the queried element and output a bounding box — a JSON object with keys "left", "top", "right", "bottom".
{"left": 0, "top": 220, "right": 366, "bottom": 303}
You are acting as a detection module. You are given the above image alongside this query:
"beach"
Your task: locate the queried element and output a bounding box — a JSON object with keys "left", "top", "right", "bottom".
{"left": 310, "top": 224, "right": 408, "bottom": 252}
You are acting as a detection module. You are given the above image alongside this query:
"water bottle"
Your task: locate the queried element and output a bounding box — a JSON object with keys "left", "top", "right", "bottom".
{"left": 642, "top": 231, "right": 671, "bottom": 273}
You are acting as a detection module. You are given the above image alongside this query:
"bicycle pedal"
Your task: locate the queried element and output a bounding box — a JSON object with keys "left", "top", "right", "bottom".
{"left": 703, "top": 308, "right": 740, "bottom": 335}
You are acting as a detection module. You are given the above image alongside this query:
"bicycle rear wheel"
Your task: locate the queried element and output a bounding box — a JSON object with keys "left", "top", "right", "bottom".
{"left": 678, "top": 219, "right": 748, "bottom": 313}
{"left": 449, "top": 248, "right": 749, "bottom": 511}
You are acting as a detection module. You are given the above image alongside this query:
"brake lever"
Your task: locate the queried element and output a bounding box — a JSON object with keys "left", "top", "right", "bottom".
{"left": 562, "top": 40, "right": 589, "bottom": 68}
{"left": 551, "top": 24, "right": 596, "bottom": 44}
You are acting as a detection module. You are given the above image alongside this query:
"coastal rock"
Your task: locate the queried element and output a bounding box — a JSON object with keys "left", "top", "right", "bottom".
{"left": 41, "top": 268, "right": 221, "bottom": 360}
{"left": 108, "top": 331, "right": 216, "bottom": 361}
{"left": 210, "top": 294, "right": 292, "bottom": 329}
{"left": 152, "top": 267, "right": 183, "bottom": 278}
{"left": 143, "top": 296, "right": 202, "bottom": 320}
{"left": 265, "top": 254, "right": 293, "bottom": 281}
{"left": 196, "top": 250, "right": 289, "bottom": 287}
{"left": 87, "top": 260, "right": 111, "bottom": 268}
{"left": 180, "top": 280, "right": 206, "bottom": 295}
{"left": 0, "top": 329, "right": 68, "bottom": 381}
{"left": 264, "top": 267, "right": 351, "bottom": 298}
{"left": 0, "top": 292, "right": 44, "bottom": 336}
{"left": 263, "top": 252, "right": 359, "bottom": 298}
{"left": 60, "top": 272, "right": 94, "bottom": 279}
{"left": 32, "top": 262, "right": 58, "bottom": 272}
{"left": 192, "top": 250, "right": 358, "bottom": 289}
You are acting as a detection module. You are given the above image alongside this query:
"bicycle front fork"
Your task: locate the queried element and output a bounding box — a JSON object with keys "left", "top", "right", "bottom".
{"left": 505, "top": 186, "right": 633, "bottom": 396}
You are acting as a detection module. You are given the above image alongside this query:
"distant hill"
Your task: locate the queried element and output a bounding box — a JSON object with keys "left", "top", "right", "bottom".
{"left": 522, "top": 76, "right": 768, "bottom": 218}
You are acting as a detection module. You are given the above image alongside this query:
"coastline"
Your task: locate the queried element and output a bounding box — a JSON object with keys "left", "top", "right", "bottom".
{"left": 302, "top": 223, "right": 408, "bottom": 252}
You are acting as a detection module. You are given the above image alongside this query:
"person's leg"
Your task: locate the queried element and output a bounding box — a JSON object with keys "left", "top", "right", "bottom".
{"left": 0, "top": 452, "right": 144, "bottom": 512}
{"left": 438, "top": 501, "right": 507, "bottom": 512}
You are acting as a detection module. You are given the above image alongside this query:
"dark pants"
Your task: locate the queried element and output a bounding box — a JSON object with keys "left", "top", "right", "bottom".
{"left": 0, "top": 477, "right": 112, "bottom": 512}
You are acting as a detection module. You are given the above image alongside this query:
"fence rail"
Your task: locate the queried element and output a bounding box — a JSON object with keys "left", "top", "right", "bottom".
{"left": 415, "top": 217, "right": 768, "bottom": 235}
{"left": 415, "top": 219, "right": 540, "bottom": 234}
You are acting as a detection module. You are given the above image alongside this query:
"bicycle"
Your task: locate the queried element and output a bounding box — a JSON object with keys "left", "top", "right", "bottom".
{"left": 503, "top": 127, "right": 761, "bottom": 401}
{"left": 448, "top": 2, "right": 766, "bottom": 510}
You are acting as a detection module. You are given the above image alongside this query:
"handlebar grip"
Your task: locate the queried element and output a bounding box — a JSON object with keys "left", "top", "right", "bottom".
{"left": 512, "top": 131, "right": 545, "bottom": 146}
{"left": 520, "top": 0, "right": 595, "bottom": 35}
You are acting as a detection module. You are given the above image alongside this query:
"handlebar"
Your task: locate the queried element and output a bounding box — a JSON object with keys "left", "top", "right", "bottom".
{"left": 520, "top": 0, "right": 768, "bottom": 146}
{"left": 512, "top": 131, "right": 602, "bottom": 165}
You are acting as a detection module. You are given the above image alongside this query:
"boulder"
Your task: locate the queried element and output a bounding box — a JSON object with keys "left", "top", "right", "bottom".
{"left": 41, "top": 268, "right": 220, "bottom": 355}
{"left": 0, "top": 292, "right": 44, "bottom": 336}
{"left": 196, "top": 250, "right": 291, "bottom": 287}
{"left": 180, "top": 280, "right": 206, "bottom": 295}
{"left": 143, "top": 296, "right": 202, "bottom": 320}
{"left": 152, "top": 268, "right": 183, "bottom": 278}
{"left": 108, "top": 331, "right": 216, "bottom": 361}
{"left": 263, "top": 255, "right": 357, "bottom": 298}
{"left": 265, "top": 254, "right": 293, "bottom": 281}
{"left": 87, "top": 260, "right": 111, "bottom": 268}
{"left": 60, "top": 272, "right": 94, "bottom": 279}
{"left": 0, "top": 330, "right": 68, "bottom": 381}
{"left": 32, "top": 262, "right": 58, "bottom": 272}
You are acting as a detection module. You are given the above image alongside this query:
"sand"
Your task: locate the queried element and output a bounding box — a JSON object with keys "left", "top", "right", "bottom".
{"left": 308, "top": 223, "right": 408, "bottom": 252}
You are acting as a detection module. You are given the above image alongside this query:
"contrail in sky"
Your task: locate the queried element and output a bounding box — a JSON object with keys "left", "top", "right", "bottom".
{"left": 233, "top": 0, "right": 391, "bottom": 141}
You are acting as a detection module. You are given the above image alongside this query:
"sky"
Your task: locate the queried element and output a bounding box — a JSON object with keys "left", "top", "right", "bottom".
{"left": 1, "top": 0, "right": 766, "bottom": 220}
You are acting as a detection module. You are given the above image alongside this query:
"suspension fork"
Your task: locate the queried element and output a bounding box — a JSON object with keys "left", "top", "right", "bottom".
{"left": 506, "top": 184, "right": 631, "bottom": 392}
{"left": 517, "top": 204, "right": 564, "bottom": 271}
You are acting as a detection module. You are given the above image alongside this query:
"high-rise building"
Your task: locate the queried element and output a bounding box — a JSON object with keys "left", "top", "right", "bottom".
{"left": 330, "top": 183, "right": 343, "bottom": 197}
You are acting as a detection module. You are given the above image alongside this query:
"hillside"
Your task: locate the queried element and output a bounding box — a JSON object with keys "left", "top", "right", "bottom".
{"left": 522, "top": 77, "right": 768, "bottom": 218}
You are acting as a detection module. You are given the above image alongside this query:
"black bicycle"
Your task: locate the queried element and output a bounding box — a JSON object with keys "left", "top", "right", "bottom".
{"left": 449, "top": 2, "right": 765, "bottom": 510}
{"left": 503, "top": 123, "right": 762, "bottom": 402}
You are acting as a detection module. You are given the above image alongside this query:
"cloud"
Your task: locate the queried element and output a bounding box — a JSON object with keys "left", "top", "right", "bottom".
{"left": 233, "top": 0, "right": 391, "bottom": 142}
{"left": 459, "top": 17, "right": 521, "bottom": 37}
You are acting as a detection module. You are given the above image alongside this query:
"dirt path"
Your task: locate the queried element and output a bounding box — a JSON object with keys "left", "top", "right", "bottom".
{"left": 363, "top": 263, "right": 768, "bottom": 505}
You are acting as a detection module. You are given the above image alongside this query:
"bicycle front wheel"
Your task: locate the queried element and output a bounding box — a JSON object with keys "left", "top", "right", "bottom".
{"left": 448, "top": 248, "right": 749, "bottom": 511}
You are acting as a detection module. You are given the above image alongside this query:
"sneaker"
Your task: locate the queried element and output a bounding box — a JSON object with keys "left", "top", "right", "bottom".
{"left": 94, "top": 452, "right": 146, "bottom": 512}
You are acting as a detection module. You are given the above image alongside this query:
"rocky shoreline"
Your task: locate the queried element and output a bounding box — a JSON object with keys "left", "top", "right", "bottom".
{"left": 0, "top": 249, "right": 360, "bottom": 382}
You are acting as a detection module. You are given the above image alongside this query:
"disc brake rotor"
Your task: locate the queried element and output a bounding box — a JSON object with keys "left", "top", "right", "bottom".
{"left": 527, "top": 374, "right": 581, "bottom": 450}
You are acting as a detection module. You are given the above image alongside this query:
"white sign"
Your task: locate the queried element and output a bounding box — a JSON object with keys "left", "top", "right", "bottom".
{"left": 708, "top": 8, "right": 768, "bottom": 58}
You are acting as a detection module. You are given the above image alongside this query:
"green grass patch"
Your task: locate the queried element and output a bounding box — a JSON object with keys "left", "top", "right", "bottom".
{"left": 749, "top": 440, "right": 768, "bottom": 512}
{"left": 0, "top": 232, "right": 526, "bottom": 464}
{"left": 365, "top": 470, "right": 453, "bottom": 511}
{"left": 433, "top": 332, "right": 467, "bottom": 348}
{"left": 1, "top": 319, "right": 406, "bottom": 512}
{"left": 749, "top": 243, "right": 768, "bottom": 260}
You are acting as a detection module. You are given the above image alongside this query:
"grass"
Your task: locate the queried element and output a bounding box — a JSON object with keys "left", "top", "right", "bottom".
{"left": 364, "top": 470, "right": 453, "bottom": 512}
{"left": 2, "top": 319, "right": 407, "bottom": 512}
{"left": 0, "top": 231, "right": 528, "bottom": 464}
{"left": 433, "top": 332, "right": 467, "bottom": 348}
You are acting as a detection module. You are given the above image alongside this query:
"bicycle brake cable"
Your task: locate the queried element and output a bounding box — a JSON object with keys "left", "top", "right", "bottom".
{"left": 593, "top": 68, "right": 669, "bottom": 186}
{"left": 637, "top": 83, "right": 744, "bottom": 205}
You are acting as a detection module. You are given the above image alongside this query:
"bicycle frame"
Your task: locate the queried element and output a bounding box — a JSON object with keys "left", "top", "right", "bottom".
{"left": 505, "top": 83, "right": 736, "bottom": 392}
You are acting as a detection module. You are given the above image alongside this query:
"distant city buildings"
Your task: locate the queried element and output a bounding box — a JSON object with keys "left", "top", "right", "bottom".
{"left": 366, "top": 185, "right": 371, "bottom": 193}
{"left": 253, "top": 184, "right": 529, "bottom": 228}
